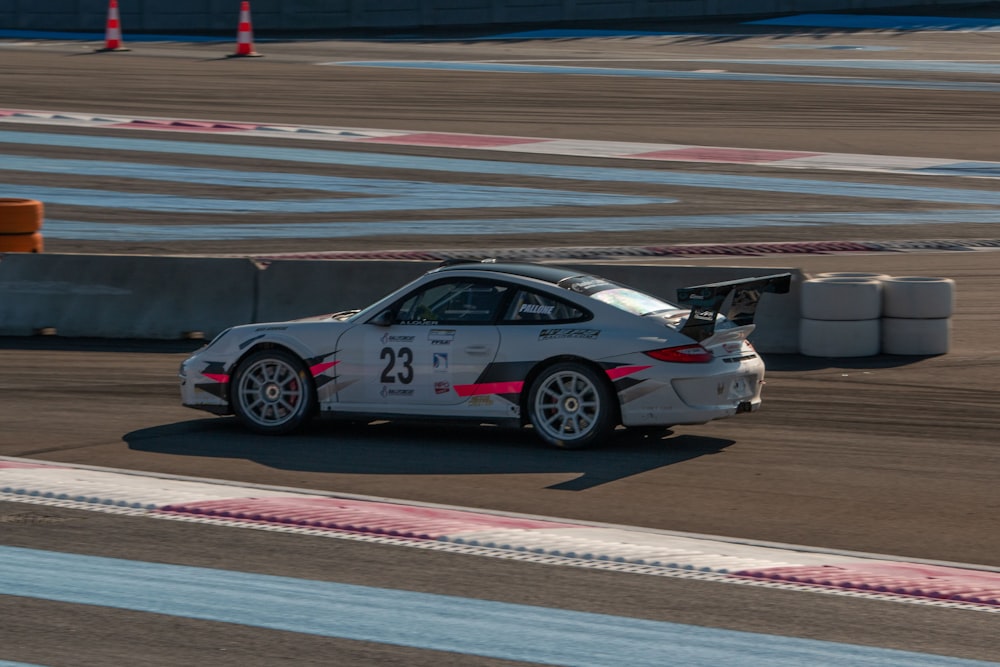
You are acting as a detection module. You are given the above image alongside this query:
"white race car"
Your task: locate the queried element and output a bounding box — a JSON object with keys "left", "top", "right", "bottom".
{"left": 179, "top": 260, "right": 789, "bottom": 449}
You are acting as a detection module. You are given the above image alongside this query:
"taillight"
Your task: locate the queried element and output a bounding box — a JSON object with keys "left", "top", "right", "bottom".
{"left": 644, "top": 344, "right": 713, "bottom": 363}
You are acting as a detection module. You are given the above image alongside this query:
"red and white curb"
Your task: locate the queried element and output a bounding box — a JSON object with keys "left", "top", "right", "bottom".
{"left": 2, "top": 458, "right": 998, "bottom": 612}
{"left": 1, "top": 108, "right": 995, "bottom": 180}
{"left": 238, "top": 238, "right": 1000, "bottom": 261}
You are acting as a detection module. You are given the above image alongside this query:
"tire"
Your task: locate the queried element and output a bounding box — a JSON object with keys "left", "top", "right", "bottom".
{"left": 527, "top": 362, "right": 616, "bottom": 449}
{"left": 0, "top": 199, "right": 44, "bottom": 233}
{"left": 231, "top": 349, "right": 316, "bottom": 435}
{"left": 799, "top": 318, "right": 880, "bottom": 357}
{"left": 882, "top": 317, "right": 950, "bottom": 356}
{"left": 800, "top": 277, "right": 882, "bottom": 321}
{"left": 881, "top": 276, "right": 955, "bottom": 319}
{"left": 0, "top": 231, "right": 43, "bottom": 253}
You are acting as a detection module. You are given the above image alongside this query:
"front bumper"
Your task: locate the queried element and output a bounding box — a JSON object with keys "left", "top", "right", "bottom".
{"left": 179, "top": 357, "right": 231, "bottom": 414}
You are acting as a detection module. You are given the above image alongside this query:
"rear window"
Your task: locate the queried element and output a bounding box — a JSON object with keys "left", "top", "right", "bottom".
{"left": 558, "top": 275, "right": 678, "bottom": 317}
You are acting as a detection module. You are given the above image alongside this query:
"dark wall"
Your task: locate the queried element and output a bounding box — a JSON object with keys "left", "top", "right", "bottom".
{"left": 0, "top": 0, "right": 985, "bottom": 33}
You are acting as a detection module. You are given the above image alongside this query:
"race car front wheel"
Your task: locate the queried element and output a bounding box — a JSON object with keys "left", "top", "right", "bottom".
{"left": 231, "top": 349, "right": 316, "bottom": 435}
{"left": 527, "top": 362, "right": 616, "bottom": 449}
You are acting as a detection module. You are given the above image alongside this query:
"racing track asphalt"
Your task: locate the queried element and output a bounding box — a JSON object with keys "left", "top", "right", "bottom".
{"left": 1, "top": 20, "right": 999, "bottom": 666}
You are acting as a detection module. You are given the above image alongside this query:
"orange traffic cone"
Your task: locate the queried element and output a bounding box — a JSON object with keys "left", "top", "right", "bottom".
{"left": 96, "top": 0, "right": 130, "bottom": 52}
{"left": 228, "top": 1, "right": 262, "bottom": 58}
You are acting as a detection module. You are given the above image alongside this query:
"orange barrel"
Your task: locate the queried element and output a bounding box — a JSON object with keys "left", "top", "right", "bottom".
{"left": 0, "top": 198, "right": 44, "bottom": 252}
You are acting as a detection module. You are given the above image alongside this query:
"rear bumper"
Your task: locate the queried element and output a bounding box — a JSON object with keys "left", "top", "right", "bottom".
{"left": 621, "top": 396, "right": 762, "bottom": 427}
{"left": 617, "top": 359, "right": 766, "bottom": 427}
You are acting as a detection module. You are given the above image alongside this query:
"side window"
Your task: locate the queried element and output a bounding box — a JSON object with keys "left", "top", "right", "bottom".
{"left": 501, "top": 289, "right": 587, "bottom": 324}
{"left": 394, "top": 280, "right": 508, "bottom": 325}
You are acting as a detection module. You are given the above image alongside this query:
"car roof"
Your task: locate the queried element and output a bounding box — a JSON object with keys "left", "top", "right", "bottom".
{"left": 432, "top": 260, "right": 591, "bottom": 285}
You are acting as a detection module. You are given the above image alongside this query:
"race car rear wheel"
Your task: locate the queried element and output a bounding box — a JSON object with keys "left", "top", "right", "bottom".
{"left": 527, "top": 362, "right": 616, "bottom": 449}
{"left": 231, "top": 349, "right": 316, "bottom": 435}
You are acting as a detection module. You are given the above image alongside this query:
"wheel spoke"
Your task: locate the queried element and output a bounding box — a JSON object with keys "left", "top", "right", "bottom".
{"left": 561, "top": 414, "right": 574, "bottom": 434}
{"left": 542, "top": 386, "right": 561, "bottom": 401}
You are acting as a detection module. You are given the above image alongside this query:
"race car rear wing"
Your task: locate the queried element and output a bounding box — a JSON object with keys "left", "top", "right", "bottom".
{"left": 675, "top": 273, "right": 792, "bottom": 342}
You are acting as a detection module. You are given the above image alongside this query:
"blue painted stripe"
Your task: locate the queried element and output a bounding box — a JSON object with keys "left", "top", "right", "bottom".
{"left": 0, "top": 155, "right": 668, "bottom": 212}
{"left": 917, "top": 162, "right": 1000, "bottom": 178}
{"left": 458, "top": 28, "right": 692, "bottom": 39}
{"left": 685, "top": 59, "right": 1000, "bottom": 75}
{"left": 329, "top": 61, "right": 1000, "bottom": 93}
{"left": 748, "top": 14, "right": 1000, "bottom": 31}
{"left": 2, "top": 547, "right": 993, "bottom": 667}
{"left": 2, "top": 133, "right": 999, "bottom": 206}
{"left": 0, "top": 183, "right": 664, "bottom": 214}
{"left": 769, "top": 44, "right": 901, "bottom": 52}
{"left": 37, "top": 210, "right": 1000, "bottom": 241}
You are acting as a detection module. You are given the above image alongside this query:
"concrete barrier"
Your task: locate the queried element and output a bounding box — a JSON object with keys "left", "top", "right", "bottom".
{"left": 0, "top": 253, "right": 257, "bottom": 339}
{"left": 0, "top": 1, "right": 982, "bottom": 33}
{"left": 254, "top": 259, "right": 432, "bottom": 323}
{"left": 0, "top": 254, "right": 803, "bottom": 352}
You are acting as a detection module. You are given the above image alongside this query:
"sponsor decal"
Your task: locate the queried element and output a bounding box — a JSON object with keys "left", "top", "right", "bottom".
{"left": 434, "top": 380, "right": 451, "bottom": 395}
{"left": 381, "top": 333, "right": 415, "bottom": 344}
{"left": 693, "top": 309, "right": 714, "bottom": 321}
{"left": 433, "top": 352, "right": 449, "bottom": 371}
{"left": 428, "top": 328, "right": 456, "bottom": 345}
{"left": 722, "top": 342, "right": 743, "bottom": 353}
{"left": 538, "top": 328, "right": 600, "bottom": 341}
{"left": 398, "top": 320, "right": 439, "bottom": 326}
{"left": 518, "top": 303, "right": 554, "bottom": 315}
{"left": 468, "top": 395, "right": 493, "bottom": 406}
{"left": 254, "top": 325, "right": 288, "bottom": 331}
{"left": 309, "top": 360, "right": 339, "bottom": 376}
{"left": 604, "top": 365, "right": 651, "bottom": 380}
{"left": 454, "top": 380, "right": 524, "bottom": 397}
{"left": 380, "top": 386, "right": 414, "bottom": 398}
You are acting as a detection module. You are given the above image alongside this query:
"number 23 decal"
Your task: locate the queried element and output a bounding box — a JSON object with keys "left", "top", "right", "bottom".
{"left": 380, "top": 346, "right": 414, "bottom": 384}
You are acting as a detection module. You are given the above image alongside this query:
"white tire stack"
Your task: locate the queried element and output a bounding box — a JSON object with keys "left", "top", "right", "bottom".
{"left": 799, "top": 276, "right": 883, "bottom": 357}
{"left": 814, "top": 272, "right": 891, "bottom": 281}
{"left": 880, "top": 276, "right": 955, "bottom": 355}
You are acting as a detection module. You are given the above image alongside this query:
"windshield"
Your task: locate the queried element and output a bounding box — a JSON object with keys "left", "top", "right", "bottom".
{"left": 558, "top": 275, "right": 680, "bottom": 317}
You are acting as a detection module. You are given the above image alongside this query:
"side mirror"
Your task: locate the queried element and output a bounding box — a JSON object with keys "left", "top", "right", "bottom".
{"left": 370, "top": 309, "right": 394, "bottom": 327}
